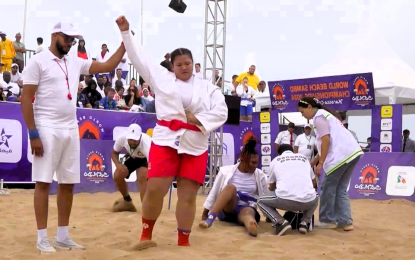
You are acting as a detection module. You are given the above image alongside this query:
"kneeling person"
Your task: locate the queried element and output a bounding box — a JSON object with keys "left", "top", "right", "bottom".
{"left": 199, "top": 137, "right": 270, "bottom": 236}
{"left": 258, "top": 144, "right": 318, "bottom": 236}
{"left": 111, "top": 124, "right": 151, "bottom": 212}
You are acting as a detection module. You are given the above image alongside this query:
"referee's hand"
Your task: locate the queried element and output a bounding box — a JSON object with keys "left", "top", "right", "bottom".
{"left": 30, "top": 138, "right": 44, "bottom": 157}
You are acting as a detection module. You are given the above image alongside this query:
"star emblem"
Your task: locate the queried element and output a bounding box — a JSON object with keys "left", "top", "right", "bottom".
{"left": 0, "top": 128, "right": 12, "bottom": 148}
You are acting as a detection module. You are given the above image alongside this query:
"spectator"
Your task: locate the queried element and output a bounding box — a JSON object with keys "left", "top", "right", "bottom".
{"left": 402, "top": 130, "right": 415, "bottom": 153}
{"left": 0, "top": 31, "right": 16, "bottom": 72}
{"left": 1, "top": 71, "right": 20, "bottom": 97}
{"left": 96, "top": 75, "right": 106, "bottom": 97}
{"left": 112, "top": 68, "right": 126, "bottom": 88}
{"left": 363, "top": 137, "right": 371, "bottom": 152}
{"left": 193, "top": 63, "right": 203, "bottom": 80}
{"left": 13, "top": 32, "right": 26, "bottom": 73}
{"left": 99, "top": 88, "right": 117, "bottom": 110}
{"left": 35, "top": 37, "right": 44, "bottom": 54}
{"left": 96, "top": 43, "right": 111, "bottom": 79}
{"left": 236, "top": 77, "right": 256, "bottom": 122}
{"left": 257, "top": 144, "right": 318, "bottom": 236}
{"left": 76, "top": 39, "right": 91, "bottom": 60}
{"left": 294, "top": 124, "right": 317, "bottom": 161}
{"left": 343, "top": 122, "right": 358, "bottom": 142}
{"left": 236, "top": 65, "right": 260, "bottom": 91}
{"left": 160, "top": 53, "right": 172, "bottom": 72}
{"left": 117, "top": 53, "right": 129, "bottom": 79}
{"left": 274, "top": 122, "right": 297, "bottom": 151}
{"left": 230, "top": 74, "right": 239, "bottom": 96}
{"left": 141, "top": 88, "right": 154, "bottom": 108}
{"left": 139, "top": 82, "right": 153, "bottom": 97}
{"left": 104, "top": 85, "right": 113, "bottom": 97}
{"left": 0, "top": 83, "right": 6, "bottom": 101}
{"left": 82, "top": 79, "right": 102, "bottom": 108}
{"left": 145, "top": 99, "right": 156, "bottom": 113}
{"left": 10, "top": 63, "right": 22, "bottom": 86}
{"left": 80, "top": 74, "right": 94, "bottom": 88}
{"left": 76, "top": 83, "right": 92, "bottom": 108}
{"left": 125, "top": 85, "right": 143, "bottom": 108}
{"left": 114, "top": 86, "right": 128, "bottom": 109}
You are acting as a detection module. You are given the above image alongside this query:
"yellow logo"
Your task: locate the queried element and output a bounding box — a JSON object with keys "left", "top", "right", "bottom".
{"left": 146, "top": 128, "right": 153, "bottom": 137}
{"left": 381, "top": 106, "right": 393, "bottom": 118}
{"left": 260, "top": 112, "right": 270, "bottom": 123}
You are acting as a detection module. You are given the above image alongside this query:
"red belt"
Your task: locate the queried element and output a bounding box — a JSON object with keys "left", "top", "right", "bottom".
{"left": 157, "top": 119, "right": 201, "bottom": 132}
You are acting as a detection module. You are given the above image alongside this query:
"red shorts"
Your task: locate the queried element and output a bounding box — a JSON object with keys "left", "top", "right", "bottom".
{"left": 147, "top": 143, "right": 208, "bottom": 185}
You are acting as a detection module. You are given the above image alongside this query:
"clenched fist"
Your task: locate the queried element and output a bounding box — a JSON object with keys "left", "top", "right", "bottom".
{"left": 116, "top": 15, "right": 130, "bottom": 32}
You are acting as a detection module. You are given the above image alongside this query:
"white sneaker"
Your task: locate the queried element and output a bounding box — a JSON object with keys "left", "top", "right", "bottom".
{"left": 37, "top": 237, "right": 57, "bottom": 254}
{"left": 53, "top": 236, "right": 86, "bottom": 250}
{"left": 315, "top": 222, "right": 338, "bottom": 229}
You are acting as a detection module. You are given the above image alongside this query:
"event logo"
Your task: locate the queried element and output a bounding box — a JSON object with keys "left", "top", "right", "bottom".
{"left": 78, "top": 115, "right": 105, "bottom": 140}
{"left": 0, "top": 119, "right": 22, "bottom": 163}
{"left": 219, "top": 133, "right": 235, "bottom": 166}
{"left": 239, "top": 127, "right": 254, "bottom": 151}
{"left": 261, "top": 145, "right": 271, "bottom": 155}
{"left": 271, "top": 84, "right": 289, "bottom": 110}
{"left": 380, "top": 144, "right": 392, "bottom": 153}
{"left": 84, "top": 151, "right": 109, "bottom": 183}
{"left": 386, "top": 166, "right": 415, "bottom": 196}
{"left": 352, "top": 76, "right": 373, "bottom": 107}
{"left": 354, "top": 164, "right": 381, "bottom": 196}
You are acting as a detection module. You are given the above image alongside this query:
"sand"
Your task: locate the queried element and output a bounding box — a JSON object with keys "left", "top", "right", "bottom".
{"left": 0, "top": 189, "right": 415, "bottom": 260}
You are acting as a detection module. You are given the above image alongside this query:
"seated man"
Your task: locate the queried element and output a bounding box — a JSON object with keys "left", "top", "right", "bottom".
{"left": 199, "top": 137, "right": 270, "bottom": 237}
{"left": 111, "top": 124, "right": 151, "bottom": 212}
{"left": 257, "top": 144, "right": 318, "bottom": 236}
{"left": 99, "top": 88, "right": 117, "bottom": 110}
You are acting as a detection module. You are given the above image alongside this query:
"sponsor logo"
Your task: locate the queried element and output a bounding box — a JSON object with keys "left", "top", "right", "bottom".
{"left": 381, "top": 106, "right": 393, "bottom": 118}
{"left": 0, "top": 119, "right": 22, "bottom": 163}
{"left": 352, "top": 76, "right": 373, "bottom": 107}
{"left": 84, "top": 151, "right": 109, "bottom": 183}
{"left": 261, "top": 156, "right": 271, "bottom": 166}
{"left": 261, "top": 134, "right": 271, "bottom": 144}
{"left": 386, "top": 166, "right": 415, "bottom": 197}
{"left": 261, "top": 145, "right": 271, "bottom": 155}
{"left": 215, "top": 133, "right": 235, "bottom": 166}
{"left": 380, "top": 119, "right": 392, "bottom": 131}
{"left": 354, "top": 164, "right": 381, "bottom": 196}
{"left": 380, "top": 131, "right": 392, "bottom": 143}
{"left": 380, "top": 144, "right": 392, "bottom": 153}
{"left": 78, "top": 115, "right": 105, "bottom": 140}
{"left": 239, "top": 127, "right": 254, "bottom": 151}
{"left": 260, "top": 112, "right": 270, "bottom": 123}
{"left": 271, "top": 84, "right": 289, "bottom": 110}
{"left": 261, "top": 166, "right": 270, "bottom": 176}
{"left": 260, "top": 123, "right": 271, "bottom": 134}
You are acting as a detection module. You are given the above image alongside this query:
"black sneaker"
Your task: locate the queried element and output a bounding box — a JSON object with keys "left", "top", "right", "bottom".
{"left": 299, "top": 221, "right": 308, "bottom": 234}
{"left": 274, "top": 220, "right": 291, "bottom": 236}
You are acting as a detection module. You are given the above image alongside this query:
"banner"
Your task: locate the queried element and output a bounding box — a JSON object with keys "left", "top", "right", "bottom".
{"left": 268, "top": 73, "right": 375, "bottom": 112}
{"left": 370, "top": 104, "right": 403, "bottom": 153}
{"left": 0, "top": 102, "right": 279, "bottom": 184}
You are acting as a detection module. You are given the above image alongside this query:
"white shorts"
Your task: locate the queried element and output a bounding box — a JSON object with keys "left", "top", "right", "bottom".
{"left": 32, "top": 126, "right": 80, "bottom": 184}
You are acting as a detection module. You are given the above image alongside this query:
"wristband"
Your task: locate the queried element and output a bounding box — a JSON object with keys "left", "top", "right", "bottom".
{"left": 28, "top": 129, "right": 40, "bottom": 140}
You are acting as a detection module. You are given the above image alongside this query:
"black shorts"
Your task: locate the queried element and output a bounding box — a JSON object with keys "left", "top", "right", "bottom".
{"left": 124, "top": 157, "right": 148, "bottom": 179}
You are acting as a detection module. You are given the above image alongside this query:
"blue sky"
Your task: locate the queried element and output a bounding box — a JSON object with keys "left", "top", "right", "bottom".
{"left": 2, "top": 0, "right": 415, "bottom": 141}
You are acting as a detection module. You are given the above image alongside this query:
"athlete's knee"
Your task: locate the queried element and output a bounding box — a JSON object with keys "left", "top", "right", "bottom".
{"left": 137, "top": 169, "right": 148, "bottom": 184}
{"left": 114, "top": 170, "right": 128, "bottom": 182}
{"left": 223, "top": 184, "right": 237, "bottom": 193}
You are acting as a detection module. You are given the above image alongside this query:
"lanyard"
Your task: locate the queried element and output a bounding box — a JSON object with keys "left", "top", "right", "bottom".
{"left": 54, "top": 59, "right": 72, "bottom": 100}
{"left": 305, "top": 135, "right": 311, "bottom": 144}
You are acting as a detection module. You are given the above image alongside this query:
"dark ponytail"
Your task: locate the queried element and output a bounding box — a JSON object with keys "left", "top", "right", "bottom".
{"left": 297, "top": 96, "right": 339, "bottom": 119}
{"left": 240, "top": 136, "right": 258, "bottom": 162}
{"left": 170, "top": 48, "right": 193, "bottom": 65}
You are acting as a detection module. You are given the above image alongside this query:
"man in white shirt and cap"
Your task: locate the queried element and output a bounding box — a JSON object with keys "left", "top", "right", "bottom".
{"left": 274, "top": 122, "right": 297, "bottom": 151}
{"left": 294, "top": 124, "right": 317, "bottom": 161}
{"left": 112, "top": 124, "right": 151, "bottom": 212}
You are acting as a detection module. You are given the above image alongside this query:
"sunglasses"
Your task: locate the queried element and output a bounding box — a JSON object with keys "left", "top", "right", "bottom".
{"left": 57, "top": 33, "right": 75, "bottom": 43}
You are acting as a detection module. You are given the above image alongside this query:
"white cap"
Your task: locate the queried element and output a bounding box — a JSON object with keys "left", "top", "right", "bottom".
{"left": 126, "top": 124, "right": 142, "bottom": 141}
{"left": 11, "top": 63, "right": 19, "bottom": 68}
{"left": 51, "top": 21, "right": 81, "bottom": 38}
{"left": 304, "top": 124, "right": 312, "bottom": 129}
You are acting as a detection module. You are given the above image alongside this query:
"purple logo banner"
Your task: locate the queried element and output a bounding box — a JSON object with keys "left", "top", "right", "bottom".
{"left": 370, "top": 104, "right": 402, "bottom": 153}
{"left": 268, "top": 73, "right": 375, "bottom": 112}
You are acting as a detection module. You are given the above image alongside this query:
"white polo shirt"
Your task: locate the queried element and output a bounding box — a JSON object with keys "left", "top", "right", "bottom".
{"left": 294, "top": 133, "right": 317, "bottom": 161}
{"left": 275, "top": 130, "right": 297, "bottom": 146}
{"left": 113, "top": 133, "right": 152, "bottom": 159}
{"left": 1, "top": 81, "right": 20, "bottom": 96}
{"left": 11, "top": 72, "right": 22, "bottom": 83}
{"left": 112, "top": 77, "right": 126, "bottom": 88}
{"left": 23, "top": 49, "right": 92, "bottom": 129}
{"left": 268, "top": 151, "right": 316, "bottom": 203}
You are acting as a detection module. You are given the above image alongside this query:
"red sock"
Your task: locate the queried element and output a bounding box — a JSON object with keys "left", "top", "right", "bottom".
{"left": 140, "top": 217, "right": 156, "bottom": 242}
{"left": 177, "top": 229, "right": 191, "bottom": 246}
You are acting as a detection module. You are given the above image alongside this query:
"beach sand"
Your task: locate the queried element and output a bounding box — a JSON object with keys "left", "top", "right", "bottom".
{"left": 0, "top": 189, "right": 415, "bottom": 260}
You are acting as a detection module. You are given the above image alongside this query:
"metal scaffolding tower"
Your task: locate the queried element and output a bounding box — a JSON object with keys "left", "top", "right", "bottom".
{"left": 202, "top": 0, "right": 227, "bottom": 194}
